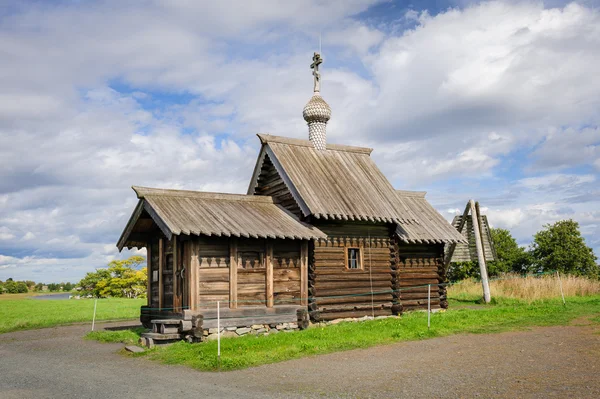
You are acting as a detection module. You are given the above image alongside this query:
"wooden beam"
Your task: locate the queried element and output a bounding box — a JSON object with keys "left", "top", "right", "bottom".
{"left": 470, "top": 200, "right": 491, "bottom": 303}
{"left": 158, "top": 238, "right": 164, "bottom": 311}
{"left": 190, "top": 240, "right": 199, "bottom": 311}
{"left": 146, "top": 243, "right": 151, "bottom": 307}
{"left": 229, "top": 238, "right": 238, "bottom": 309}
{"left": 266, "top": 240, "right": 274, "bottom": 308}
{"left": 172, "top": 236, "right": 178, "bottom": 312}
{"left": 300, "top": 241, "right": 309, "bottom": 306}
{"left": 183, "top": 241, "right": 190, "bottom": 311}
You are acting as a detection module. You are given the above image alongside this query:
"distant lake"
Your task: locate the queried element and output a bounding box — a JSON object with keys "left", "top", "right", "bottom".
{"left": 31, "top": 293, "right": 72, "bottom": 300}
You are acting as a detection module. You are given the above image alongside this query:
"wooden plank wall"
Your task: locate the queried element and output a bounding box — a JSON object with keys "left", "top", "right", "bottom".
{"left": 273, "top": 240, "right": 301, "bottom": 304}
{"left": 237, "top": 238, "right": 266, "bottom": 307}
{"left": 397, "top": 242, "right": 445, "bottom": 311}
{"left": 197, "top": 236, "right": 230, "bottom": 307}
{"left": 310, "top": 223, "right": 395, "bottom": 321}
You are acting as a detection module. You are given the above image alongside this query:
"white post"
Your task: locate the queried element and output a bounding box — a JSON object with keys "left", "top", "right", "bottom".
{"left": 217, "top": 300, "right": 221, "bottom": 370}
{"left": 557, "top": 271, "right": 566, "bottom": 306}
{"left": 470, "top": 200, "right": 491, "bottom": 303}
{"left": 427, "top": 284, "right": 431, "bottom": 329}
{"left": 91, "top": 298, "right": 98, "bottom": 331}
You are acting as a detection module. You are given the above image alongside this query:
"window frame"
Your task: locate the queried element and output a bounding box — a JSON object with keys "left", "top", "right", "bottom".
{"left": 344, "top": 246, "right": 364, "bottom": 271}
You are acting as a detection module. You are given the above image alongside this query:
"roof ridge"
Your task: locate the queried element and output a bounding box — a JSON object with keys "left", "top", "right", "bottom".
{"left": 132, "top": 186, "right": 275, "bottom": 203}
{"left": 257, "top": 134, "right": 373, "bottom": 155}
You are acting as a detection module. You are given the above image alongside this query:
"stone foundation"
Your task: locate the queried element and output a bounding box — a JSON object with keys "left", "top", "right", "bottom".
{"left": 202, "top": 322, "right": 299, "bottom": 341}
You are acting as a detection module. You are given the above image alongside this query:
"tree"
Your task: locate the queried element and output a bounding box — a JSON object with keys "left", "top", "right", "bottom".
{"left": 96, "top": 256, "right": 147, "bottom": 298}
{"left": 78, "top": 269, "right": 111, "bottom": 297}
{"left": 77, "top": 256, "right": 147, "bottom": 298}
{"left": 531, "top": 220, "right": 598, "bottom": 277}
{"left": 3, "top": 280, "right": 28, "bottom": 293}
{"left": 489, "top": 228, "right": 532, "bottom": 274}
{"left": 34, "top": 282, "right": 44, "bottom": 291}
{"left": 63, "top": 282, "right": 73, "bottom": 291}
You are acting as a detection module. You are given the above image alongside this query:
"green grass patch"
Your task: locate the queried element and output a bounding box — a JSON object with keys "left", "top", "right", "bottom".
{"left": 86, "top": 327, "right": 146, "bottom": 345}
{"left": 0, "top": 297, "right": 144, "bottom": 334}
{"left": 87, "top": 295, "right": 600, "bottom": 372}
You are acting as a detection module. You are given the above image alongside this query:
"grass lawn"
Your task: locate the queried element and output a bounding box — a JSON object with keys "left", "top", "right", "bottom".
{"left": 0, "top": 295, "right": 144, "bottom": 334}
{"left": 87, "top": 295, "right": 600, "bottom": 371}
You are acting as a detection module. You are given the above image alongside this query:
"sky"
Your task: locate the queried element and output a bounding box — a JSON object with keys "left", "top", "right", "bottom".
{"left": 1, "top": 0, "right": 599, "bottom": 283}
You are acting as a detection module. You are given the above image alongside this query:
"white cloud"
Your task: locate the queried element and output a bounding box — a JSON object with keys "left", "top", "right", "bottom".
{"left": 1, "top": 0, "right": 600, "bottom": 282}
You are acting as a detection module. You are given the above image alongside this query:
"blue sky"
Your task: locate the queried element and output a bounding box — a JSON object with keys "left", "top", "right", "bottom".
{"left": 1, "top": 0, "right": 599, "bottom": 282}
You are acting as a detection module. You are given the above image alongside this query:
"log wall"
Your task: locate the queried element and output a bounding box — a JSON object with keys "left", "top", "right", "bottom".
{"left": 397, "top": 242, "right": 446, "bottom": 311}
{"left": 310, "top": 223, "right": 395, "bottom": 321}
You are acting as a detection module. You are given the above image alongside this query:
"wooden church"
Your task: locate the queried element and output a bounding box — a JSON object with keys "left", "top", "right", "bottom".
{"left": 117, "top": 53, "right": 465, "bottom": 338}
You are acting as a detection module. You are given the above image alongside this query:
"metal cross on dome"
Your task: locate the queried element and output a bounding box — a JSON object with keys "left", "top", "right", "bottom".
{"left": 310, "top": 52, "right": 322, "bottom": 93}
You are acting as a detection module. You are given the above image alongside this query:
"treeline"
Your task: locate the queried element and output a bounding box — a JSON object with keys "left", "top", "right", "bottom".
{"left": 77, "top": 256, "right": 147, "bottom": 298}
{"left": 448, "top": 219, "right": 599, "bottom": 281}
{"left": 0, "top": 279, "right": 75, "bottom": 294}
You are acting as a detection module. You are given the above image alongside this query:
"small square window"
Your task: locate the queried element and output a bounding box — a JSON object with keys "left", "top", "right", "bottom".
{"left": 347, "top": 248, "right": 361, "bottom": 269}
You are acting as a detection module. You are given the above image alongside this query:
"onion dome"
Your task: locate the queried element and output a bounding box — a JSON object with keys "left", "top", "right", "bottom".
{"left": 303, "top": 94, "right": 332, "bottom": 124}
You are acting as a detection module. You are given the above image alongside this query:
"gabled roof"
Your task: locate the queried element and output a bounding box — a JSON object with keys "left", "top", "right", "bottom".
{"left": 450, "top": 214, "right": 497, "bottom": 262}
{"left": 117, "top": 186, "right": 326, "bottom": 251}
{"left": 248, "top": 134, "right": 416, "bottom": 224}
{"left": 395, "top": 191, "right": 467, "bottom": 244}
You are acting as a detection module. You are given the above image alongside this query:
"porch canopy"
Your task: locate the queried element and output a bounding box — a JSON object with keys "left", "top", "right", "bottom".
{"left": 117, "top": 186, "right": 326, "bottom": 251}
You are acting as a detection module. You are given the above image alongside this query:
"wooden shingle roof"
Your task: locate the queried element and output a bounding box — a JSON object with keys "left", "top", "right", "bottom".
{"left": 249, "top": 134, "right": 417, "bottom": 224}
{"left": 395, "top": 191, "right": 467, "bottom": 244}
{"left": 117, "top": 186, "right": 326, "bottom": 250}
{"left": 449, "top": 214, "right": 497, "bottom": 262}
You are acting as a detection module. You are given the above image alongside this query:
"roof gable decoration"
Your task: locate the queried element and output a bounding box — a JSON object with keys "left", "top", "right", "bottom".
{"left": 117, "top": 186, "right": 326, "bottom": 251}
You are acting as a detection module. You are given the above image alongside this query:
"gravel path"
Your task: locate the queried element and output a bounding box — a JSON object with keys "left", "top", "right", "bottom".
{"left": 0, "top": 320, "right": 599, "bottom": 398}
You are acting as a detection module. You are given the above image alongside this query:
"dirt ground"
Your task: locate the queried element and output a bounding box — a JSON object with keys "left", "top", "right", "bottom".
{"left": 0, "top": 319, "right": 599, "bottom": 398}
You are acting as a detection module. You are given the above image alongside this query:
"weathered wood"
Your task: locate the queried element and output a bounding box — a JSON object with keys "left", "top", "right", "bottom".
{"left": 146, "top": 244, "right": 151, "bottom": 307}
{"left": 318, "top": 308, "right": 392, "bottom": 320}
{"left": 142, "top": 332, "right": 183, "bottom": 340}
{"left": 315, "top": 280, "right": 391, "bottom": 290}
{"left": 179, "top": 320, "right": 193, "bottom": 332}
{"left": 183, "top": 241, "right": 190, "bottom": 312}
{"left": 160, "top": 324, "right": 179, "bottom": 334}
{"left": 172, "top": 236, "right": 179, "bottom": 311}
{"left": 316, "top": 294, "right": 392, "bottom": 306}
{"left": 158, "top": 238, "right": 164, "bottom": 310}
{"left": 266, "top": 240, "right": 274, "bottom": 307}
{"left": 300, "top": 240, "right": 308, "bottom": 306}
{"left": 444, "top": 201, "right": 470, "bottom": 267}
{"left": 471, "top": 199, "right": 491, "bottom": 303}
{"left": 190, "top": 240, "right": 200, "bottom": 311}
